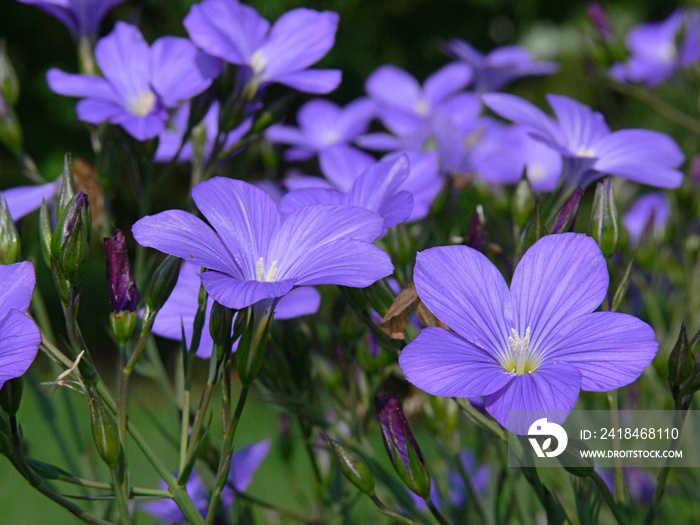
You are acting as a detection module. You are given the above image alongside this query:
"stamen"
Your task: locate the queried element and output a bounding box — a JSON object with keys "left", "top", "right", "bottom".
{"left": 250, "top": 50, "right": 267, "bottom": 75}
{"left": 576, "top": 146, "right": 596, "bottom": 158}
{"left": 126, "top": 90, "right": 156, "bottom": 116}
{"left": 255, "top": 257, "right": 277, "bottom": 282}
{"left": 507, "top": 327, "right": 534, "bottom": 375}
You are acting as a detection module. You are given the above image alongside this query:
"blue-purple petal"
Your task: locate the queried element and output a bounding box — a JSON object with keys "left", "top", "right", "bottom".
{"left": 0, "top": 261, "right": 36, "bottom": 314}
{"left": 0, "top": 309, "right": 41, "bottom": 390}
{"left": 200, "top": 271, "right": 295, "bottom": 310}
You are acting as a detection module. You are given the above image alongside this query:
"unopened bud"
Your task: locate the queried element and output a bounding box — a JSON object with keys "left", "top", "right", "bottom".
{"left": 87, "top": 388, "right": 120, "bottom": 468}
{"left": 51, "top": 192, "right": 91, "bottom": 286}
{"left": 145, "top": 256, "right": 181, "bottom": 314}
{"left": 590, "top": 178, "right": 619, "bottom": 258}
{"left": 236, "top": 302, "right": 275, "bottom": 386}
{"left": 0, "top": 199, "right": 19, "bottom": 264}
{"left": 0, "top": 93, "right": 21, "bottom": 153}
{"left": 38, "top": 199, "right": 52, "bottom": 268}
{"left": 466, "top": 205, "right": 485, "bottom": 250}
{"left": 549, "top": 188, "right": 583, "bottom": 234}
{"left": 0, "top": 40, "right": 19, "bottom": 105}
{"left": 513, "top": 179, "right": 536, "bottom": 230}
{"left": 109, "top": 311, "right": 138, "bottom": 346}
{"left": 0, "top": 376, "right": 23, "bottom": 416}
{"left": 57, "top": 153, "right": 77, "bottom": 219}
{"left": 668, "top": 322, "right": 695, "bottom": 391}
{"left": 375, "top": 395, "right": 431, "bottom": 498}
{"left": 104, "top": 230, "right": 139, "bottom": 312}
{"left": 326, "top": 435, "right": 375, "bottom": 495}
{"left": 209, "top": 301, "right": 234, "bottom": 354}
{"left": 587, "top": 3, "right": 613, "bottom": 42}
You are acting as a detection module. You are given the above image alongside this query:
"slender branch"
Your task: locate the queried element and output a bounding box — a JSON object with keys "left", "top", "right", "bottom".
{"left": 426, "top": 498, "right": 452, "bottom": 525}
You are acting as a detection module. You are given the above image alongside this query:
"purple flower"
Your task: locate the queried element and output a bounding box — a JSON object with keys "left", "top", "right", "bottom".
{"left": 143, "top": 439, "right": 270, "bottom": 522}
{"left": 154, "top": 101, "right": 252, "bottom": 163}
{"left": 598, "top": 467, "right": 655, "bottom": 502}
{"left": 152, "top": 262, "right": 321, "bottom": 358}
{"left": 280, "top": 155, "right": 414, "bottom": 234}
{"left": 399, "top": 233, "right": 658, "bottom": 434}
{"left": 1, "top": 179, "right": 61, "bottom": 222}
{"left": 132, "top": 178, "right": 393, "bottom": 311}
{"left": 623, "top": 192, "right": 671, "bottom": 247}
{"left": 47, "top": 22, "right": 221, "bottom": 140}
{"left": 265, "top": 98, "right": 375, "bottom": 163}
{"left": 16, "top": 0, "right": 125, "bottom": 38}
{"left": 610, "top": 9, "right": 700, "bottom": 86}
{"left": 443, "top": 40, "right": 558, "bottom": 91}
{"left": 0, "top": 261, "right": 42, "bottom": 389}
{"left": 184, "top": 0, "right": 341, "bottom": 94}
{"left": 104, "top": 229, "right": 139, "bottom": 312}
{"left": 482, "top": 93, "right": 684, "bottom": 189}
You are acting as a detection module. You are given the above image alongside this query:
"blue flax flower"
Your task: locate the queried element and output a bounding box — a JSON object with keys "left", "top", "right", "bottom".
{"left": 483, "top": 93, "right": 684, "bottom": 189}
{"left": 610, "top": 9, "right": 700, "bottom": 87}
{"left": 184, "top": 0, "right": 341, "bottom": 94}
{"left": 443, "top": 40, "right": 558, "bottom": 91}
{"left": 132, "top": 178, "right": 393, "bottom": 310}
{"left": 0, "top": 262, "right": 42, "bottom": 389}
{"left": 280, "top": 155, "right": 414, "bottom": 234}
{"left": 143, "top": 440, "right": 270, "bottom": 522}
{"left": 16, "top": 0, "right": 125, "bottom": 39}
{"left": 47, "top": 22, "right": 221, "bottom": 140}
{"left": 152, "top": 262, "right": 320, "bottom": 358}
{"left": 623, "top": 192, "right": 671, "bottom": 247}
{"left": 399, "top": 234, "right": 658, "bottom": 434}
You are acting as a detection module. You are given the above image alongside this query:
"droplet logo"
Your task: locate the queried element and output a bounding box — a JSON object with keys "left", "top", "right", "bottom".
{"left": 527, "top": 418, "right": 568, "bottom": 458}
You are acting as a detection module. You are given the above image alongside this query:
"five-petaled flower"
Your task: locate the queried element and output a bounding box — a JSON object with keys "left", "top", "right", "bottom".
{"left": 399, "top": 233, "right": 658, "bottom": 434}
{"left": 132, "top": 177, "right": 393, "bottom": 311}
{"left": 0, "top": 261, "right": 42, "bottom": 390}
{"left": 17, "top": 0, "right": 125, "bottom": 39}
{"left": 47, "top": 22, "right": 221, "bottom": 140}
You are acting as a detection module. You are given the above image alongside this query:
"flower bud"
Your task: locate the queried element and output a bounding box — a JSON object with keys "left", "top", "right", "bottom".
{"left": 0, "top": 376, "right": 23, "bottom": 416}
{"left": 145, "top": 255, "right": 181, "bottom": 314}
{"left": 326, "top": 435, "right": 375, "bottom": 495}
{"left": 209, "top": 301, "right": 234, "bottom": 357}
{"left": 513, "top": 179, "right": 535, "bottom": 230}
{"left": 466, "top": 205, "right": 486, "bottom": 251}
{"left": 0, "top": 93, "right": 22, "bottom": 153}
{"left": 375, "top": 395, "right": 431, "bottom": 498}
{"left": 87, "top": 388, "right": 120, "bottom": 469}
{"left": 549, "top": 188, "right": 583, "bottom": 234}
{"left": 51, "top": 192, "right": 91, "bottom": 287}
{"left": 236, "top": 301, "right": 275, "bottom": 386}
{"left": 668, "top": 322, "right": 695, "bottom": 392}
{"left": 0, "top": 40, "right": 19, "bottom": 105}
{"left": 587, "top": 3, "right": 613, "bottom": 42}
{"left": 590, "top": 178, "right": 619, "bottom": 258}
{"left": 38, "top": 199, "right": 53, "bottom": 268}
{"left": 57, "top": 153, "right": 77, "bottom": 220}
{"left": 0, "top": 199, "right": 19, "bottom": 264}
{"left": 109, "top": 311, "right": 138, "bottom": 346}
{"left": 104, "top": 230, "right": 139, "bottom": 313}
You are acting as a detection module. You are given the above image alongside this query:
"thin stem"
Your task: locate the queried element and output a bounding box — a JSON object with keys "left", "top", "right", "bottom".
{"left": 591, "top": 471, "right": 629, "bottom": 525}
{"left": 454, "top": 397, "right": 507, "bottom": 441}
{"left": 204, "top": 385, "right": 250, "bottom": 525}
{"left": 110, "top": 468, "right": 132, "bottom": 525}
{"left": 369, "top": 493, "right": 419, "bottom": 525}
{"left": 426, "top": 498, "right": 452, "bottom": 525}
{"left": 233, "top": 490, "right": 323, "bottom": 523}
{"left": 184, "top": 381, "right": 215, "bottom": 460}
{"left": 606, "top": 391, "right": 627, "bottom": 508}
{"left": 179, "top": 388, "right": 191, "bottom": 474}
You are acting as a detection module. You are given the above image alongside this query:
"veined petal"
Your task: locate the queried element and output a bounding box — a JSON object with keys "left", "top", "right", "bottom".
{"left": 482, "top": 93, "right": 559, "bottom": 143}
{"left": 283, "top": 238, "right": 393, "bottom": 287}
{"left": 400, "top": 327, "right": 515, "bottom": 398}
{"left": 510, "top": 233, "right": 608, "bottom": 351}
{"left": 414, "top": 246, "right": 512, "bottom": 355}
{"left": 0, "top": 261, "right": 36, "bottom": 314}
{"left": 275, "top": 286, "right": 321, "bottom": 319}
{"left": 319, "top": 144, "right": 375, "bottom": 192}
{"left": 0, "top": 310, "right": 41, "bottom": 389}
{"left": 272, "top": 69, "right": 342, "bottom": 94}
{"left": 366, "top": 65, "right": 422, "bottom": 114}
{"left": 46, "top": 68, "right": 117, "bottom": 101}
{"left": 546, "top": 94, "right": 610, "bottom": 152}
{"left": 200, "top": 271, "right": 295, "bottom": 310}
{"left": 184, "top": 0, "right": 269, "bottom": 64}
{"left": 192, "top": 178, "right": 282, "bottom": 280}
{"left": 132, "top": 210, "right": 240, "bottom": 276}
{"left": 109, "top": 104, "right": 168, "bottom": 140}
{"left": 423, "top": 63, "right": 472, "bottom": 106}
{"left": 279, "top": 188, "right": 345, "bottom": 216}
{"left": 150, "top": 36, "right": 220, "bottom": 107}
{"left": 547, "top": 312, "right": 658, "bottom": 392}
{"left": 2, "top": 180, "right": 61, "bottom": 222}
{"left": 75, "top": 98, "right": 123, "bottom": 123}
{"left": 485, "top": 362, "right": 582, "bottom": 434}
{"left": 259, "top": 9, "right": 339, "bottom": 78}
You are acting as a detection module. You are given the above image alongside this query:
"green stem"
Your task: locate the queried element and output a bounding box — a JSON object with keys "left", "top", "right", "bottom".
{"left": 606, "top": 391, "right": 627, "bottom": 508}
{"left": 179, "top": 388, "right": 191, "bottom": 474}
{"left": 204, "top": 385, "right": 250, "bottom": 525}
{"left": 426, "top": 498, "right": 452, "bottom": 525}
{"left": 110, "top": 468, "right": 132, "bottom": 525}
{"left": 591, "top": 471, "right": 629, "bottom": 525}
{"left": 184, "top": 381, "right": 215, "bottom": 461}
{"left": 233, "top": 490, "right": 323, "bottom": 523}
{"left": 369, "top": 493, "right": 419, "bottom": 525}
{"left": 454, "top": 398, "right": 507, "bottom": 441}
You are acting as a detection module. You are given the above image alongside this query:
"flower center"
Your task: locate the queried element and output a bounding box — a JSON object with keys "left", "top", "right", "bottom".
{"left": 126, "top": 90, "right": 156, "bottom": 116}
{"left": 527, "top": 164, "right": 547, "bottom": 182}
{"left": 576, "top": 146, "right": 596, "bottom": 158}
{"left": 250, "top": 50, "right": 267, "bottom": 75}
{"left": 413, "top": 99, "right": 430, "bottom": 117}
{"left": 255, "top": 257, "right": 277, "bottom": 282}
{"left": 504, "top": 327, "right": 539, "bottom": 375}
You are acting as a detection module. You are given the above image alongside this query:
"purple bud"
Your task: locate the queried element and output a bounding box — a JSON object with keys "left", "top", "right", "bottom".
{"left": 375, "top": 395, "right": 431, "bottom": 497}
{"left": 104, "top": 229, "right": 139, "bottom": 312}
{"left": 690, "top": 155, "right": 700, "bottom": 184}
{"left": 466, "top": 207, "right": 485, "bottom": 251}
{"left": 587, "top": 3, "right": 613, "bottom": 41}
{"left": 549, "top": 188, "right": 584, "bottom": 234}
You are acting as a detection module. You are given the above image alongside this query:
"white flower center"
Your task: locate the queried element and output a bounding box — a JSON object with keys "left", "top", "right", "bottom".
{"left": 505, "top": 327, "right": 538, "bottom": 375}
{"left": 255, "top": 257, "right": 277, "bottom": 282}
{"left": 659, "top": 42, "right": 677, "bottom": 62}
{"left": 528, "top": 164, "right": 547, "bottom": 182}
{"left": 126, "top": 90, "right": 156, "bottom": 116}
{"left": 250, "top": 50, "right": 267, "bottom": 75}
{"left": 576, "top": 146, "right": 596, "bottom": 158}
{"left": 414, "top": 99, "right": 430, "bottom": 117}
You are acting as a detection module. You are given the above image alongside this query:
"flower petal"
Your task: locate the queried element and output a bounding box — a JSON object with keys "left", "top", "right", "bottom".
{"left": 272, "top": 69, "right": 342, "bottom": 94}
{"left": 366, "top": 65, "right": 422, "bottom": 114}
{"left": 132, "top": 210, "right": 240, "bottom": 275}
{"left": 75, "top": 98, "right": 124, "bottom": 123}
{"left": 228, "top": 440, "right": 272, "bottom": 492}
{"left": 319, "top": 144, "right": 375, "bottom": 192}
{"left": 547, "top": 312, "right": 658, "bottom": 391}
{"left": 485, "top": 362, "right": 582, "bottom": 434}
{"left": 200, "top": 271, "right": 295, "bottom": 310}
{"left": 481, "top": 93, "right": 559, "bottom": 142}
{"left": 46, "top": 68, "right": 117, "bottom": 101}
{"left": 279, "top": 188, "right": 345, "bottom": 216}
{"left": 414, "top": 246, "right": 512, "bottom": 355}
{"left": 423, "top": 63, "right": 472, "bottom": 106}
{"left": 0, "top": 261, "right": 36, "bottom": 314}
{"left": 546, "top": 94, "right": 610, "bottom": 151}
{"left": 2, "top": 180, "right": 61, "bottom": 222}
{"left": 400, "top": 327, "right": 516, "bottom": 398}
{"left": 510, "top": 233, "right": 608, "bottom": 352}
{"left": 192, "top": 178, "right": 282, "bottom": 280}
{"left": 275, "top": 286, "right": 321, "bottom": 319}
{"left": 0, "top": 310, "right": 41, "bottom": 389}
